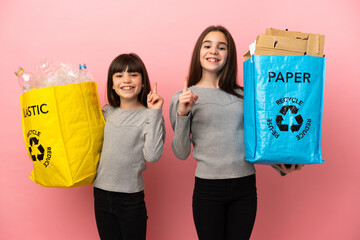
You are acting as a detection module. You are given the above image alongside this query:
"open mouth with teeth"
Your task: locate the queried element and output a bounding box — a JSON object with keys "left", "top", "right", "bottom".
{"left": 121, "top": 86, "right": 135, "bottom": 90}
{"left": 206, "top": 58, "right": 220, "bottom": 62}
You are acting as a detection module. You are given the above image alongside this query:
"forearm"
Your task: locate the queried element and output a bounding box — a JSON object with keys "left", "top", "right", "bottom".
{"left": 171, "top": 114, "right": 191, "bottom": 160}
{"left": 143, "top": 109, "right": 165, "bottom": 163}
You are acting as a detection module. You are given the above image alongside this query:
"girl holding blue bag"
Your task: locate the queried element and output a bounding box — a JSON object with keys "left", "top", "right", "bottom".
{"left": 170, "top": 25, "right": 300, "bottom": 240}
{"left": 93, "top": 53, "right": 165, "bottom": 240}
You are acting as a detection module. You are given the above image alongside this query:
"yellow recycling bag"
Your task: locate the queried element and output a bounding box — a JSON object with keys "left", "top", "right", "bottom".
{"left": 20, "top": 82, "right": 105, "bottom": 187}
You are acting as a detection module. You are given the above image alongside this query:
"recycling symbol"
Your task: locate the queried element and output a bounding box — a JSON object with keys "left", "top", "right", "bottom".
{"left": 28, "top": 137, "right": 45, "bottom": 161}
{"left": 276, "top": 105, "right": 303, "bottom": 132}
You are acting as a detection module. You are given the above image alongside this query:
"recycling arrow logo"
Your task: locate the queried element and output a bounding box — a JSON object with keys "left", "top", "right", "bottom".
{"left": 275, "top": 105, "right": 303, "bottom": 132}
{"left": 28, "top": 137, "right": 45, "bottom": 161}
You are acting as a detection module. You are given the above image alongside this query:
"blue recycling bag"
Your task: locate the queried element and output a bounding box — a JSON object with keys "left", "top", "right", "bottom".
{"left": 243, "top": 55, "right": 325, "bottom": 165}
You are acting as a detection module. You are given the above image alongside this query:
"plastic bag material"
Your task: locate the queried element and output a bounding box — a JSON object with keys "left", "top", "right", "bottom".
{"left": 243, "top": 55, "right": 325, "bottom": 165}
{"left": 20, "top": 82, "right": 105, "bottom": 187}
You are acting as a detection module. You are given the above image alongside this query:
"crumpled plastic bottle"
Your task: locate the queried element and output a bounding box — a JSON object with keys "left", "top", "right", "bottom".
{"left": 16, "top": 59, "right": 95, "bottom": 91}
{"left": 36, "top": 59, "right": 79, "bottom": 87}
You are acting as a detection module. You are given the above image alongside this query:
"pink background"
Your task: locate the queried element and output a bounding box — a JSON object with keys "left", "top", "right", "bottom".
{"left": 1, "top": 0, "right": 360, "bottom": 239}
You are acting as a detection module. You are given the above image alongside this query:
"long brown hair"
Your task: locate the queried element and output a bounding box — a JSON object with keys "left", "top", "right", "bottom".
{"left": 107, "top": 53, "right": 151, "bottom": 107}
{"left": 188, "top": 25, "right": 243, "bottom": 98}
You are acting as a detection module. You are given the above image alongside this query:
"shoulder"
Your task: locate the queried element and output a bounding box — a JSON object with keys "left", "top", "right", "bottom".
{"left": 170, "top": 90, "right": 183, "bottom": 105}
{"left": 171, "top": 90, "right": 183, "bottom": 99}
{"left": 102, "top": 104, "right": 112, "bottom": 112}
{"left": 102, "top": 104, "right": 115, "bottom": 113}
{"left": 234, "top": 87, "right": 244, "bottom": 96}
{"left": 102, "top": 104, "right": 116, "bottom": 119}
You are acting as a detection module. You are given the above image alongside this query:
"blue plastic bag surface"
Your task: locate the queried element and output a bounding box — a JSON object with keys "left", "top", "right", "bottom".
{"left": 244, "top": 55, "right": 325, "bottom": 165}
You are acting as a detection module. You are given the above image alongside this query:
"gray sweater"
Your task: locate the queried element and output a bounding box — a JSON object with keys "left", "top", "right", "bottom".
{"left": 93, "top": 105, "right": 165, "bottom": 193}
{"left": 170, "top": 86, "right": 255, "bottom": 179}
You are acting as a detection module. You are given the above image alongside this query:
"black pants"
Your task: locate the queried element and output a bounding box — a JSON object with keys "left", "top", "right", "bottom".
{"left": 94, "top": 187, "right": 148, "bottom": 240}
{"left": 192, "top": 174, "right": 257, "bottom": 240}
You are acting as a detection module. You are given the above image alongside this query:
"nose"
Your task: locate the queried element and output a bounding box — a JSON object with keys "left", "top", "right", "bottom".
{"left": 122, "top": 75, "right": 131, "bottom": 83}
{"left": 210, "top": 47, "right": 218, "bottom": 55}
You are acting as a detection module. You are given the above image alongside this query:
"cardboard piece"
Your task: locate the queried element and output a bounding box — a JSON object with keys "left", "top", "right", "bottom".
{"left": 244, "top": 28, "right": 325, "bottom": 60}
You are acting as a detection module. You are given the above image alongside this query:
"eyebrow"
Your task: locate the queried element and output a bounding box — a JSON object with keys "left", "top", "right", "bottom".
{"left": 202, "top": 40, "right": 228, "bottom": 46}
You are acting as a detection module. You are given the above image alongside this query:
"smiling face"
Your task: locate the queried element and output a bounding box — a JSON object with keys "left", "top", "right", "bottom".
{"left": 112, "top": 70, "right": 143, "bottom": 104}
{"left": 199, "top": 31, "right": 228, "bottom": 74}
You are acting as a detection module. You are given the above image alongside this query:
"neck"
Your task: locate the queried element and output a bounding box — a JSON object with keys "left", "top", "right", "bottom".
{"left": 196, "top": 70, "right": 220, "bottom": 88}
{"left": 119, "top": 98, "right": 144, "bottom": 110}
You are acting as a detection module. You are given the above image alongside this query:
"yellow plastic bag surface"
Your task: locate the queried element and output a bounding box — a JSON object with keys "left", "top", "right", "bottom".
{"left": 20, "top": 82, "right": 105, "bottom": 187}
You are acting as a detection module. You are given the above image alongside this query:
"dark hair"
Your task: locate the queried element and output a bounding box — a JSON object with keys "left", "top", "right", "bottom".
{"left": 187, "top": 25, "right": 243, "bottom": 98}
{"left": 107, "top": 53, "right": 151, "bottom": 107}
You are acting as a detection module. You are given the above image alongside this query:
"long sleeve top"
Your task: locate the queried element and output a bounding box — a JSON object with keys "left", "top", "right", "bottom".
{"left": 93, "top": 105, "right": 165, "bottom": 193}
{"left": 169, "top": 86, "right": 255, "bottom": 179}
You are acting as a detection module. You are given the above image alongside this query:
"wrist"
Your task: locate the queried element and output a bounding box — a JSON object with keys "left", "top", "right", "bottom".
{"left": 177, "top": 110, "right": 189, "bottom": 116}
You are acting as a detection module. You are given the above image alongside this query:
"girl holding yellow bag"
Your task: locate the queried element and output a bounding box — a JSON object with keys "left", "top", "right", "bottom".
{"left": 93, "top": 53, "right": 165, "bottom": 240}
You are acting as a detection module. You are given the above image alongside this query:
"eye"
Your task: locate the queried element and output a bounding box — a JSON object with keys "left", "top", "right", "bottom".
{"left": 115, "top": 74, "right": 122, "bottom": 78}
{"left": 219, "top": 45, "right": 227, "bottom": 51}
{"left": 130, "top": 73, "right": 139, "bottom": 77}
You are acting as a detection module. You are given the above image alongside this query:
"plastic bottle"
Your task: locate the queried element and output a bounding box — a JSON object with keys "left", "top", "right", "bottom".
{"left": 35, "top": 59, "right": 58, "bottom": 87}
{"left": 14, "top": 67, "right": 34, "bottom": 92}
{"left": 78, "top": 64, "right": 94, "bottom": 82}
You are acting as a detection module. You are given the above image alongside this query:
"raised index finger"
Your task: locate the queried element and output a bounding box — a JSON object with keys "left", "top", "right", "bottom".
{"left": 153, "top": 82, "right": 157, "bottom": 94}
{"left": 183, "top": 78, "right": 188, "bottom": 93}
